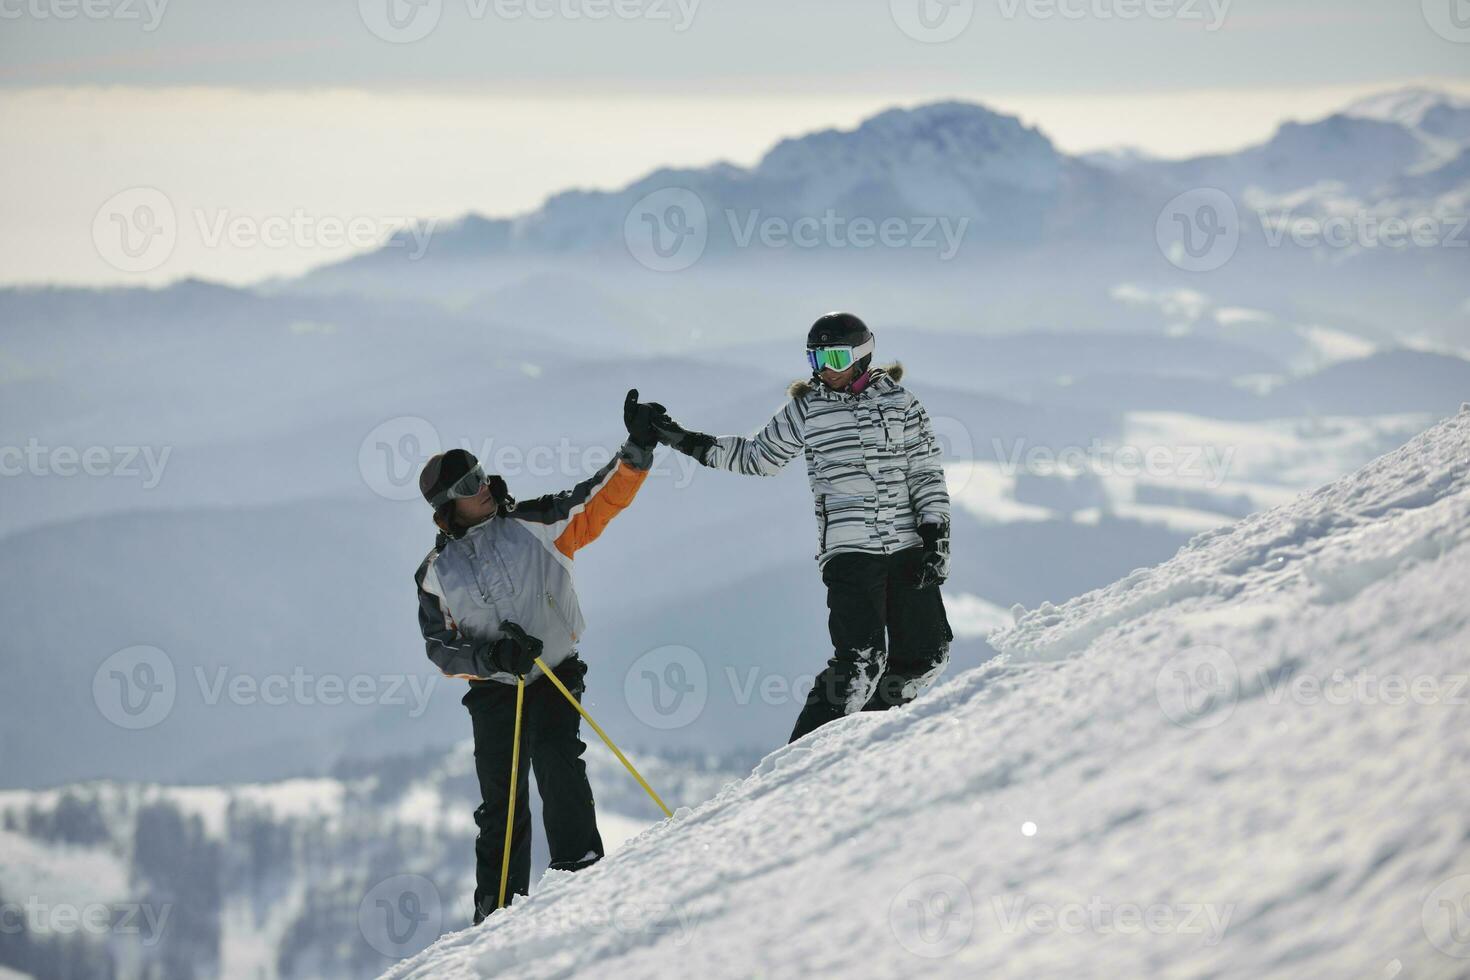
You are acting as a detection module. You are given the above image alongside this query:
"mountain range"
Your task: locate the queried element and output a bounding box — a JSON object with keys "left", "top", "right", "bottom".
{"left": 275, "top": 88, "right": 1470, "bottom": 352}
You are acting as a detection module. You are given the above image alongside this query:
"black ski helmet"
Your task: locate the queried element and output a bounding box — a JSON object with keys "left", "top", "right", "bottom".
{"left": 807, "top": 312, "right": 874, "bottom": 376}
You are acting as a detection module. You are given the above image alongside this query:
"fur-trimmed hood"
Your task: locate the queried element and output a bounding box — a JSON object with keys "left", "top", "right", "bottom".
{"left": 788, "top": 362, "right": 904, "bottom": 399}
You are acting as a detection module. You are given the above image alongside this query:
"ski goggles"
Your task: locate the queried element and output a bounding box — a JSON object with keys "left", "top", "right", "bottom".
{"left": 429, "top": 464, "right": 488, "bottom": 509}
{"left": 806, "top": 338, "right": 875, "bottom": 374}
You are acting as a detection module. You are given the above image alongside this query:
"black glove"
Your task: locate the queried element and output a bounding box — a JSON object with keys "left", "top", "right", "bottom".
{"left": 650, "top": 411, "right": 717, "bottom": 465}
{"left": 623, "top": 389, "right": 667, "bottom": 451}
{"left": 914, "top": 522, "right": 950, "bottom": 590}
{"left": 488, "top": 620, "right": 542, "bottom": 676}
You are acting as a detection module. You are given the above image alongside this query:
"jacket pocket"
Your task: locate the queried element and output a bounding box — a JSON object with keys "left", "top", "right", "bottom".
{"left": 471, "top": 539, "right": 516, "bottom": 603}
{"left": 884, "top": 412, "right": 905, "bottom": 450}
{"left": 813, "top": 457, "right": 877, "bottom": 496}
{"left": 819, "top": 493, "right": 875, "bottom": 548}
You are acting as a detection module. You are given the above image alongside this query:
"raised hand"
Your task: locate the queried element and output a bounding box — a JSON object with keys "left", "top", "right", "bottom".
{"left": 623, "top": 388, "right": 667, "bottom": 450}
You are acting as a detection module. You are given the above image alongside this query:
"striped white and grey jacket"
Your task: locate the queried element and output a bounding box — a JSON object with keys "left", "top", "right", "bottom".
{"left": 703, "top": 364, "right": 950, "bottom": 565}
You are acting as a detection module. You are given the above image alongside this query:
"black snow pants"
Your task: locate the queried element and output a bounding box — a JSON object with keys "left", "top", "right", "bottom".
{"left": 464, "top": 656, "right": 604, "bottom": 922}
{"left": 789, "top": 547, "right": 954, "bottom": 743}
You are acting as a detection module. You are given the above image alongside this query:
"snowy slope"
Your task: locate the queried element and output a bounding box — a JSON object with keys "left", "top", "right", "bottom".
{"left": 385, "top": 407, "right": 1470, "bottom": 979}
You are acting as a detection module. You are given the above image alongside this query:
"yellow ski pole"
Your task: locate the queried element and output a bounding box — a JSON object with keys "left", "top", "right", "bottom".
{"left": 534, "top": 658, "right": 673, "bottom": 819}
{"left": 496, "top": 676, "right": 526, "bottom": 912}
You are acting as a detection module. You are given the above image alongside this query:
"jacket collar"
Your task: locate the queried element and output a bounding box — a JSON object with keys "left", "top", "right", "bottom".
{"left": 789, "top": 361, "right": 904, "bottom": 401}
{"left": 809, "top": 371, "right": 890, "bottom": 402}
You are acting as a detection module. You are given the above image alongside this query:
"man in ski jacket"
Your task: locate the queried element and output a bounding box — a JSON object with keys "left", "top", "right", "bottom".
{"left": 413, "top": 390, "right": 664, "bottom": 922}
{"left": 654, "top": 313, "right": 954, "bottom": 743}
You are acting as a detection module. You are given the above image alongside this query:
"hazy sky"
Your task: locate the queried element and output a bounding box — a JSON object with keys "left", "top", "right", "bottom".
{"left": 4, "top": 0, "right": 1466, "bottom": 92}
{"left": 2, "top": 0, "right": 1468, "bottom": 285}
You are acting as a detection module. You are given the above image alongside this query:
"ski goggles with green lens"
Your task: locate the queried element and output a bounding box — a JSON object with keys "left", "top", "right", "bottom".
{"left": 806, "top": 338, "right": 875, "bottom": 374}
{"left": 429, "top": 464, "right": 488, "bottom": 509}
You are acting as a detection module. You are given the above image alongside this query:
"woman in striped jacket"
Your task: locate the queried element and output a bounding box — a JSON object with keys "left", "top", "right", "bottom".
{"left": 655, "top": 313, "right": 954, "bottom": 742}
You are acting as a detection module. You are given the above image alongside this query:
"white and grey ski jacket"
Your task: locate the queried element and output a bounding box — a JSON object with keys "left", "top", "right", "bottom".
{"left": 414, "top": 442, "right": 652, "bottom": 687}
{"left": 703, "top": 365, "right": 950, "bottom": 565}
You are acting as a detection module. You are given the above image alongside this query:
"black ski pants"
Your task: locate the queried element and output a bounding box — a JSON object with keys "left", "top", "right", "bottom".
{"left": 790, "top": 547, "right": 954, "bottom": 743}
{"left": 464, "top": 656, "right": 604, "bottom": 922}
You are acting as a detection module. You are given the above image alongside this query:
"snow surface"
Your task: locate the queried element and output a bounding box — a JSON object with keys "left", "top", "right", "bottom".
{"left": 383, "top": 409, "right": 1470, "bottom": 978}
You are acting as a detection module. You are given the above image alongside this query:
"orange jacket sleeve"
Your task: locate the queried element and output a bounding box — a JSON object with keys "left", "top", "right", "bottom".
{"left": 513, "top": 453, "right": 650, "bottom": 559}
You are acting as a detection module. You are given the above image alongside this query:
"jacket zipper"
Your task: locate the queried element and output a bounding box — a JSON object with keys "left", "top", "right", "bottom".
{"left": 546, "top": 592, "right": 577, "bottom": 639}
